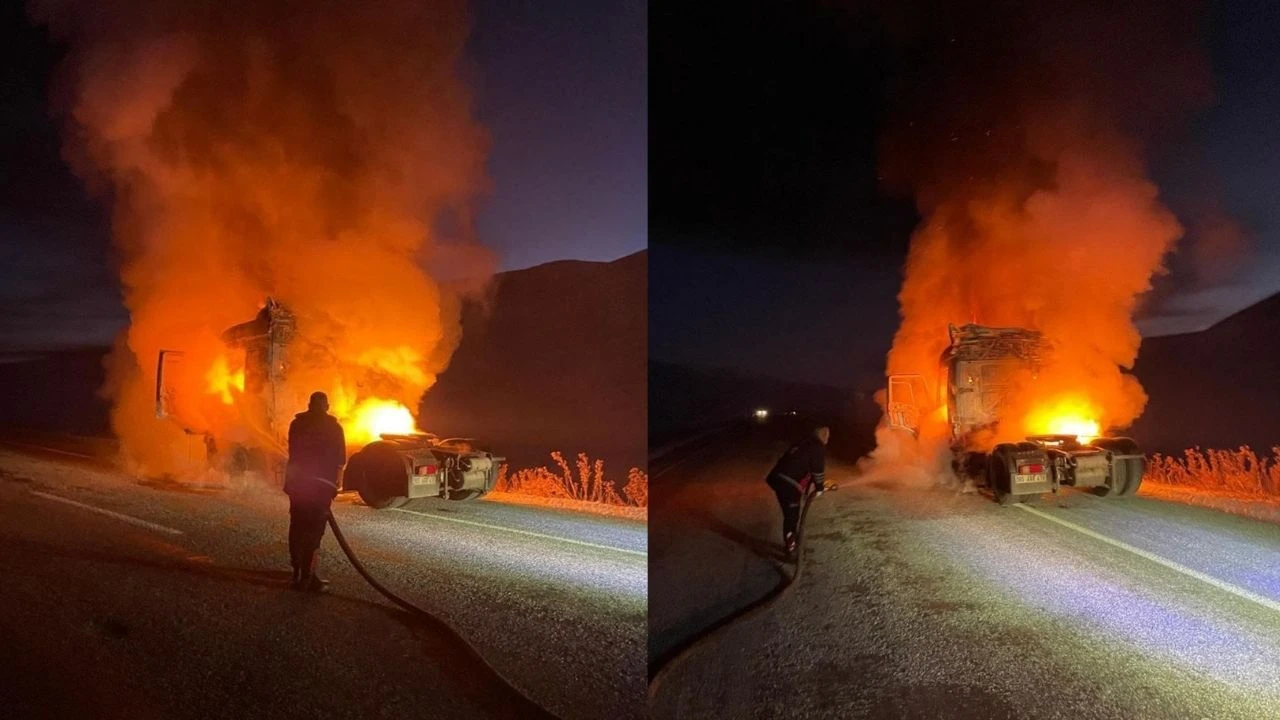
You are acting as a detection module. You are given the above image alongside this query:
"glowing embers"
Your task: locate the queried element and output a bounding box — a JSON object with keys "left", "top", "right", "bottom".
{"left": 343, "top": 398, "right": 416, "bottom": 445}
{"left": 205, "top": 355, "right": 245, "bottom": 404}
{"left": 1025, "top": 396, "right": 1101, "bottom": 444}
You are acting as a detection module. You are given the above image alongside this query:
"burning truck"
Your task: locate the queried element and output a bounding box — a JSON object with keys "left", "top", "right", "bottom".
{"left": 886, "top": 324, "right": 1146, "bottom": 504}
{"left": 155, "top": 299, "right": 502, "bottom": 507}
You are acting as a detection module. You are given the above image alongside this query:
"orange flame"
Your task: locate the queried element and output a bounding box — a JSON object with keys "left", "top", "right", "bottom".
{"left": 341, "top": 398, "right": 417, "bottom": 447}
{"left": 1025, "top": 397, "right": 1101, "bottom": 443}
{"left": 205, "top": 355, "right": 245, "bottom": 405}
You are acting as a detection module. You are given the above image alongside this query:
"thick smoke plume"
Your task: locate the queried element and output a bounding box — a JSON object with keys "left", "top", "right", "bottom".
{"left": 866, "top": 0, "right": 1212, "bottom": 476}
{"left": 31, "top": 0, "right": 492, "bottom": 475}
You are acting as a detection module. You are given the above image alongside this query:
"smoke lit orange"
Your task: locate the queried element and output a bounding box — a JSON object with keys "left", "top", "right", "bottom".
{"left": 871, "top": 83, "right": 1183, "bottom": 466}
{"left": 37, "top": 0, "right": 495, "bottom": 476}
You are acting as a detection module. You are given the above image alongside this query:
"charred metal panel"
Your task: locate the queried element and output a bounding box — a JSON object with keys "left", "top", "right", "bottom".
{"left": 945, "top": 325, "right": 1051, "bottom": 445}
{"left": 155, "top": 349, "right": 185, "bottom": 420}
{"left": 221, "top": 298, "right": 296, "bottom": 444}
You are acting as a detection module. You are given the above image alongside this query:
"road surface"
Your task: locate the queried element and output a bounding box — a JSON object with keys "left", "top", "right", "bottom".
{"left": 0, "top": 438, "right": 646, "bottom": 720}
{"left": 650, "top": 420, "right": 1280, "bottom": 719}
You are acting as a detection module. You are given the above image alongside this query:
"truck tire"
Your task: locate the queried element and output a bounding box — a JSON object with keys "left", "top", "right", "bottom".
{"left": 1116, "top": 457, "right": 1145, "bottom": 496}
{"left": 988, "top": 445, "right": 1017, "bottom": 505}
{"left": 956, "top": 451, "right": 987, "bottom": 487}
{"left": 1092, "top": 437, "right": 1145, "bottom": 497}
{"left": 350, "top": 442, "right": 411, "bottom": 510}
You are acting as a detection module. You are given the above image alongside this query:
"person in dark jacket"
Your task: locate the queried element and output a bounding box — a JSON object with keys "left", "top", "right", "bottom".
{"left": 765, "top": 426, "right": 829, "bottom": 554}
{"left": 284, "top": 391, "right": 346, "bottom": 591}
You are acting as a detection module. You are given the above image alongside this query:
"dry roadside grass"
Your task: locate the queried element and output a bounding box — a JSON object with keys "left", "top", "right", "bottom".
{"left": 1146, "top": 447, "right": 1280, "bottom": 497}
{"left": 495, "top": 451, "right": 648, "bottom": 508}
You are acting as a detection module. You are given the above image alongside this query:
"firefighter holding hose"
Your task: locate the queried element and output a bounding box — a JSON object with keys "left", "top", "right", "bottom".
{"left": 285, "top": 391, "right": 346, "bottom": 591}
{"left": 766, "top": 425, "right": 829, "bottom": 555}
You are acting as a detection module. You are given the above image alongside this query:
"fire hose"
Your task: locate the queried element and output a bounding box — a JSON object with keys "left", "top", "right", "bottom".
{"left": 646, "top": 482, "right": 835, "bottom": 700}
{"left": 325, "top": 512, "right": 561, "bottom": 720}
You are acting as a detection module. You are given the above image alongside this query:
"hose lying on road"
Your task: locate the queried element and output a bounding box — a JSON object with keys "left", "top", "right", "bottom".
{"left": 326, "top": 513, "right": 561, "bottom": 720}
{"left": 647, "top": 485, "right": 830, "bottom": 700}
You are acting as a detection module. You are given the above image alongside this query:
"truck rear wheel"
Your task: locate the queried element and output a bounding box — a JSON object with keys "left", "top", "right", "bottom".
{"left": 349, "top": 442, "right": 411, "bottom": 510}
{"left": 1092, "top": 438, "right": 1145, "bottom": 497}
{"left": 988, "top": 446, "right": 1017, "bottom": 505}
{"left": 988, "top": 445, "right": 1042, "bottom": 505}
{"left": 1110, "top": 453, "right": 1145, "bottom": 496}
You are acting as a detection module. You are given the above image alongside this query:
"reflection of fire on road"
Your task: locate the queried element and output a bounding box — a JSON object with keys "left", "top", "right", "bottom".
{"left": 36, "top": 0, "right": 496, "bottom": 478}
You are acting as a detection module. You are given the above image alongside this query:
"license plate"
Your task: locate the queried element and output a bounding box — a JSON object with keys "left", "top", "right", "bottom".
{"left": 1014, "top": 473, "right": 1046, "bottom": 484}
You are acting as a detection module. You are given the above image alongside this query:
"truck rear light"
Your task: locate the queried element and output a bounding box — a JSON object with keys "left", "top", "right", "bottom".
{"left": 1017, "top": 463, "right": 1044, "bottom": 474}
{"left": 415, "top": 464, "right": 437, "bottom": 475}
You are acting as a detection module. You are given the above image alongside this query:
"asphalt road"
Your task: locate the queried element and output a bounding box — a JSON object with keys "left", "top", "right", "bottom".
{"left": 0, "top": 440, "right": 646, "bottom": 720}
{"left": 649, "top": 420, "right": 1280, "bottom": 719}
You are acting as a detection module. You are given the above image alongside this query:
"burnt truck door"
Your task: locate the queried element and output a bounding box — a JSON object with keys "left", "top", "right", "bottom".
{"left": 887, "top": 374, "right": 929, "bottom": 436}
{"left": 953, "top": 360, "right": 1006, "bottom": 427}
{"left": 155, "top": 348, "right": 217, "bottom": 467}
{"left": 155, "top": 349, "right": 185, "bottom": 421}
{"left": 952, "top": 358, "right": 1029, "bottom": 440}
{"left": 951, "top": 360, "right": 988, "bottom": 429}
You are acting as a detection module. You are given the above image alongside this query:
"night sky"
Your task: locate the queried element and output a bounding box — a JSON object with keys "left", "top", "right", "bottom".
{"left": 0, "top": 0, "right": 646, "bottom": 353}
{"left": 469, "top": 0, "right": 646, "bottom": 272}
{"left": 651, "top": 0, "right": 1280, "bottom": 389}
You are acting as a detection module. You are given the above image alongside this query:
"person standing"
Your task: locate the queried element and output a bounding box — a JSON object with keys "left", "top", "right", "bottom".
{"left": 284, "top": 391, "right": 346, "bottom": 591}
{"left": 765, "top": 426, "right": 829, "bottom": 554}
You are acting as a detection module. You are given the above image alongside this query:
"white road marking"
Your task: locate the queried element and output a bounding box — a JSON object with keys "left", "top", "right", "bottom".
{"left": 1014, "top": 503, "right": 1280, "bottom": 615}
{"left": 389, "top": 507, "right": 646, "bottom": 558}
{"left": 30, "top": 490, "right": 185, "bottom": 536}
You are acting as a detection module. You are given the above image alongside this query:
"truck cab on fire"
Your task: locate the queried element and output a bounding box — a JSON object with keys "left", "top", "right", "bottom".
{"left": 887, "top": 323, "right": 1145, "bottom": 504}
{"left": 155, "top": 298, "right": 503, "bottom": 507}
